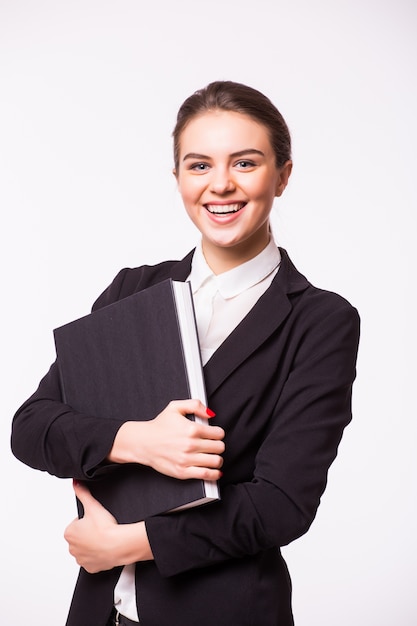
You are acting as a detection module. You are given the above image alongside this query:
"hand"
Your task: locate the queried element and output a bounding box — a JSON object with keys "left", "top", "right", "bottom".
{"left": 108, "top": 399, "right": 225, "bottom": 481}
{"left": 64, "top": 480, "right": 153, "bottom": 573}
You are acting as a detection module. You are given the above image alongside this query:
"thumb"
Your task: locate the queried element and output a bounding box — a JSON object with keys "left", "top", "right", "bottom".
{"left": 72, "top": 479, "right": 117, "bottom": 524}
{"left": 72, "top": 479, "right": 99, "bottom": 514}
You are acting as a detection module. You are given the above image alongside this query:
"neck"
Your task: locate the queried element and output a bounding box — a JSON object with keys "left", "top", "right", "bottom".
{"left": 202, "top": 232, "right": 271, "bottom": 275}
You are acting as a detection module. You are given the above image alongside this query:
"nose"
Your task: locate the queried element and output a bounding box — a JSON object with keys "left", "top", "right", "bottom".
{"left": 209, "top": 167, "right": 236, "bottom": 194}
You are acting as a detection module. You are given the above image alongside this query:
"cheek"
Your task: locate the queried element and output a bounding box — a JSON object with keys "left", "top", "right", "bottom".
{"left": 246, "top": 177, "right": 276, "bottom": 203}
{"left": 183, "top": 202, "right": 201, "bottom": 230}
{"left": 178, "top": 183, "right": 197, "bottom": 218}
{"left": 178, "top": 178, "right": 203, "bottom": 205}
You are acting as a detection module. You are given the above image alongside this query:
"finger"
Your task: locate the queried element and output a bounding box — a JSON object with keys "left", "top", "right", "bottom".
{"left": 199, "top": 424, "right": 225, "bottom": 440}
{"left": 181, "top": 464, "right": 223, "bottom": 482}
{"left": 192, "top": 438, "right": 225, "bottom": 454}
{"left": 63, "top": 517, "right": 80, "bottom": 545}
{"left": 72, "top": 479, "right": 100, "bottom": 512}
{"left": 187, "top": 421, "right": 225, "bottom": 443}
{"left": 189, "top": 452, "right": 224, "bottom": 469}
{"left": 171, "top": 399, "right": 218, "bottom": 421}
{"left": 72, "top": 479, "right": 118, "bottom": 525}
{"left": 64, "top": 516, "right": 79, "bottom": 537}
{"left": 183, "top": 415, "right": 225, "bottom": 438}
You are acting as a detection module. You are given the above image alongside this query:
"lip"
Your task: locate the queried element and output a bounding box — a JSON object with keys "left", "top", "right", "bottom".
{"left": 204, "top": 202, "right": 247, "bottom": 215}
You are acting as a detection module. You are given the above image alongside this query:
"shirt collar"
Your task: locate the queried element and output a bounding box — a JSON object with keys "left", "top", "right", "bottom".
{"left": 189, "top": 238, "right": 281, "bottom": 299}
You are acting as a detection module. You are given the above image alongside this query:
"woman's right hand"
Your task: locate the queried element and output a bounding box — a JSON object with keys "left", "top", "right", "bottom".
{"left": 108, "top": 400, "right": 225, "bottom": 481}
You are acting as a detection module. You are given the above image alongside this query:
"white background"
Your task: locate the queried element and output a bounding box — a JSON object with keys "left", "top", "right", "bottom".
{"left": 1, "top": 1, "right": 416, "bottom": 624}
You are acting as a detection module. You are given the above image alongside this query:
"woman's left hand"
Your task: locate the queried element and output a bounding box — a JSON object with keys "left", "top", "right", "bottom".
{"left": 64, "top": 480, "right": 153, "bottom": 573}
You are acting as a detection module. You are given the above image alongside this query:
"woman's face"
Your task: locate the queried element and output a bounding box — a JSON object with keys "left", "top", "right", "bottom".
{"left": 175, "top": 110, "right": 291, "bottom": 273}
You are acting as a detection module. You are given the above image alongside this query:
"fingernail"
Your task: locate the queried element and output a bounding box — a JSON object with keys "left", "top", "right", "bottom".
{"left": 206, "top": 407, "right": 216, "bottom": 417}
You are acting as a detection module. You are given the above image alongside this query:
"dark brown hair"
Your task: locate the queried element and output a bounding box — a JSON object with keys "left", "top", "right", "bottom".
{"left": 173, "top": 80, "right": 291, "bottom": 171}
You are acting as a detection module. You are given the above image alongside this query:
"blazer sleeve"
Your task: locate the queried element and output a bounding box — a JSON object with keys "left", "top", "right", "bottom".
{"left": 145, "top": 300, "right": 360, "bottom": 577}
{"left": 10, "top": 269, "right": 136, "bottom": 479}
{"left": 10, "top": 258, "right": 186, "bottom": 478}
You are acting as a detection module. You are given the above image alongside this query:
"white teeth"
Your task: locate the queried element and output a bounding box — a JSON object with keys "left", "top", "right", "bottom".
{"left": 206, "top": 203, "right": 244, "bottom": 215}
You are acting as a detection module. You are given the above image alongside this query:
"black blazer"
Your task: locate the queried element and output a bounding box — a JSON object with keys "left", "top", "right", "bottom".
{"left": 11, "top": 248, "right": 360, "bottom": 626}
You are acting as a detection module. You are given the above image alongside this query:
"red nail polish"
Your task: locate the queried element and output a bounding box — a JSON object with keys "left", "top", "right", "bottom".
{"left": 206, "top": 407, "right": 216, "bottom": 417}
{"left": 73, "top": 478, "right": 78, "bottom": 486}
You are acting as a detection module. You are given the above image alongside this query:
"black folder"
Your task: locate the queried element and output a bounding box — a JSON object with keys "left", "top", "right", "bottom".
{"left": 53, "top": 279, "right": 219, "bottom": 523}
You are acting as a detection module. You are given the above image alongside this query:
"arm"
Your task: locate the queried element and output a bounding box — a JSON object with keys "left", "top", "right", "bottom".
{"left": 11, "top": 265, "right": 224, "bottom": 482}
{"left": 10, "top": 268, "right": 134, "bottom": 478}
{"left": 10, "top": 360, "right": 124, "bottom": 479}
{"left": 145, "top": 302, "right": 360, "bottom": 577}
{"left": 62, "top": 399, "right": 225, "bottom": 573}
{"left": 64, "top": 480, "right": 153, "bottom": 574}
{"left": 64, "top": 301, "right": 360, "bottom": 576}
{"left": 108, "top": 400, "right": 224, "bottom": 481}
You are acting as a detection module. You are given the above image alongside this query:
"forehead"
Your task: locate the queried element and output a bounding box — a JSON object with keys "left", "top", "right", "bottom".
{"left": 178, "top": 110, "right": 274, "bottom": 156}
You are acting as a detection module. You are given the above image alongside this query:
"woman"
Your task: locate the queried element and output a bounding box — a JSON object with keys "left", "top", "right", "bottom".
{"left": 11, "top": 81, "right": 360, "bottom": 626}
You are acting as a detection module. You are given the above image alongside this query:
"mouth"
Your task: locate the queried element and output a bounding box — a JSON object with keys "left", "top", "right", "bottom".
{"left": 204, "top": 202, "right": 247, "bottom": 215}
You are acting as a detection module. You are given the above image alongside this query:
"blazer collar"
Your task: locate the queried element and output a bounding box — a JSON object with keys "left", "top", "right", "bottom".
{"left": 171, "top": 247, "right": 308, "bottom": 292}
{"left": 171, "top": 247, "right": 310, "bottom": 397}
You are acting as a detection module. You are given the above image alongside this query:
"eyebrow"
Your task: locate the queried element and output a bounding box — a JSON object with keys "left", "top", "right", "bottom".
{"left": 182, "top": 149, "right": 265, "bottom": 162}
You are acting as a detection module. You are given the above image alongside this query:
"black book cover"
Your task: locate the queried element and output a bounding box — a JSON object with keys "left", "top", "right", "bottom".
{"left": 53, "top": 279, "right": 219, "bottom": 523}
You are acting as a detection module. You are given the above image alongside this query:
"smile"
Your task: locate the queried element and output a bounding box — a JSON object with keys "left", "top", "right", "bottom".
{"left": 205, "top": 203, "right": 247, "bottom": 215}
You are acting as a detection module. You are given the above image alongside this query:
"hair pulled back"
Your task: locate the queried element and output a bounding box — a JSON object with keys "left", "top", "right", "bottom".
{"left": 173, "top": 81, "right": 291, "bottom": 171}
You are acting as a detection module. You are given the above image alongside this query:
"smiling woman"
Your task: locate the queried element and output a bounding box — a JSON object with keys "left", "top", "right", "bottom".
{"left": 176, "top": 109, "right": 292, "bottom": 273}
{"left": 11, "top": 81, "right": 360, "bottom": 626}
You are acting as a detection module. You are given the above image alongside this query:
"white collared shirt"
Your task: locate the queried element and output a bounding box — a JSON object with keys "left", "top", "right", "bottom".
{"left": 190, "top": 238, "right": 281, "bottom": 365}
{"left": 114, "top": 238, "right": 281, "bottom": 620}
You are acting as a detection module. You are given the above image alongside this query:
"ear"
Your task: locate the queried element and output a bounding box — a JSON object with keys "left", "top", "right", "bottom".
{"left": 173, "top": 167, "right": 178, "bottom": 181}
{"left": 275, "top": 160, "right": 293, "bottom": 197}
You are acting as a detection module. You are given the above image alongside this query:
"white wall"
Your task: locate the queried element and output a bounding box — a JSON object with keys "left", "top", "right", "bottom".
{"left": 1, "top": 1, "right": 416, "bottom": 624}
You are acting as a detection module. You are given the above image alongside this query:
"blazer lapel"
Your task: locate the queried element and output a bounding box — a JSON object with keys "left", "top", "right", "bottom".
{"left": 203, "top": 249, "right": 310, "bottom": 397}
{"left": 167, "top": 247, "right": 310, "bottom": 398}
{"left": 169, "top": 250, "right": 195, "bottom": 281}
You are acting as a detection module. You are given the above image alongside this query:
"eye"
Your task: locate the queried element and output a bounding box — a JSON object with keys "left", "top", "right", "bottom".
{"left": 235, "top": 160, "right": 256, "bottom": 169}
{"left": 189, "top": 162, "right": 210, "bottom": 172}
